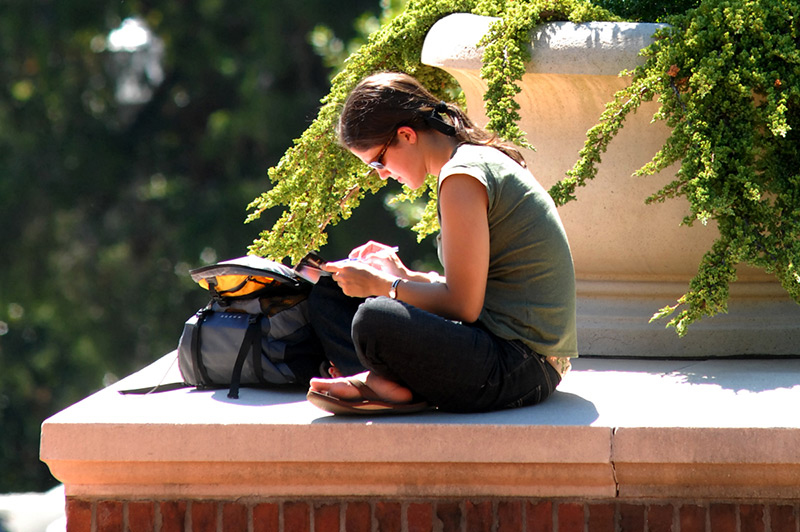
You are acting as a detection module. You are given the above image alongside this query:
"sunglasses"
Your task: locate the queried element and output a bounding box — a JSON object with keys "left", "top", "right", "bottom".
{"left": 367, "top": 129, "right": 398, "bottom": 171}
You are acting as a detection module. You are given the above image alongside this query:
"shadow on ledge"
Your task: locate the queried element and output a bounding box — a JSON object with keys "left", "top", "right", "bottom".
{"left": 207, "top": 386, "right": 601, "bottom": 426}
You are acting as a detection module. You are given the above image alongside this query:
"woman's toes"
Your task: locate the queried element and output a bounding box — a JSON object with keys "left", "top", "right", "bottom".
{"left": 308, "top": 377, "right": 361, "bottom": 400}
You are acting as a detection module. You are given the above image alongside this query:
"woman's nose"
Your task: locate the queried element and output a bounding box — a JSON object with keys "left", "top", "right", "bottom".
{"left": 377, "top": 168, "right": 391, "bottom": 180}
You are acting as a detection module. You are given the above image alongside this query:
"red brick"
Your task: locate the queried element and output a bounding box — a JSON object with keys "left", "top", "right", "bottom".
{"left": 127, "top": 501, "right": 155, "bottom": 532}
{"left": 284, "top": 501, "right": 311, "bottom": 532}
{"left": 408, "top": 502, "right": 433, "bottom": 532}
{"left": 436, "top": 502, "right": 462, "bottom": 532}
{"left": 97, "top": 500, "right": 123, "bottom": 532}
{"left": 346, "top": 502, "right": 371, "bottom": 532}
{"left": 709, "top": 503, "right": 736, "bottom": 532}
{"left": 527, "top": 501, "right": 553, "bottom": 532}
{"left": 375, "top": 501, "right": 402, "bottom": 532}
{"left": 558, "top": 503, "right": 585, "bottom": 532}
{"left": 466, "top": 501, "right": 493, "bottom": 532}
{"left": 160, "top": 501, "right": 187, "bottom": 532}
{"left": 619, "top": 503, "right": 645, "bottom": 532}
{"left": 588, "top": 503, "right": 616, "bottom": 532}
{"left": 223, "top": 502, "right": 248, "bottom": 532}
{"left": 191, "top": 501, "right": 217, "bottom": 532}
{"left": 66, "top": 498, "right": 93, "bottom": 532}
{"left": 646, "top": 504, "right": 673, "bottom": 532}
{"left": 253, "top": 503, "right": 279, "bottom": 532}
{"left": 314, "top": 503, "right": 340, "bottom": 532}
{"left": 679, "top": 504, "right": 706, "bottom": 532}
{"left": 497, "top": 501, "right": 523, "bottom": 532}
{"left": 739, "top": 504, "right": 765, "bottom": 532}
{"left": 770, "top": 505, "right": 797, "bottom": 532}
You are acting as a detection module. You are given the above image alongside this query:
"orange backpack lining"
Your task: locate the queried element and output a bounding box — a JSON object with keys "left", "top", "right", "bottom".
{"left": 198, "top": 274, "right": 286, "bottom": 299}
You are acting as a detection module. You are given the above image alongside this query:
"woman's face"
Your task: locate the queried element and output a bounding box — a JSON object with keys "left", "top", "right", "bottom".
{"left": 350, "top": 127, "right": 427, "bottom": 190}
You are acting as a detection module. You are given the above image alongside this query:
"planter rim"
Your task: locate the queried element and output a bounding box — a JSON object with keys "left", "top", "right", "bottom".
{"left": 422, "top": 14, "right": 668, "bottom": 76}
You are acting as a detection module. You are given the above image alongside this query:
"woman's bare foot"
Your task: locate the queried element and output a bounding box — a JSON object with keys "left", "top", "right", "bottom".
{"left": 309, "top": 371, "right": 414, "bottom": 404}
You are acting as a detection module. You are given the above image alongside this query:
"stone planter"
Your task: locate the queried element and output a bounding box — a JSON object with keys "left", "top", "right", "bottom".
{"left": 421, "top": 14, "right": 800, "bottom": 356}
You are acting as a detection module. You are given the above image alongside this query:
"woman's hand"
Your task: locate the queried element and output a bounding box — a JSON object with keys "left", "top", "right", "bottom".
{"left": 347, "top": 240, "right": 405, "bottom": 278}
{"left": 321, "top": 259, "right": 394, "bottom": 298}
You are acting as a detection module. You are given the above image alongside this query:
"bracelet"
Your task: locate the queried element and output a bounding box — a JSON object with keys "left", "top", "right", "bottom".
{"left": 389, "top": 278, "right": 402, "bottom": 299}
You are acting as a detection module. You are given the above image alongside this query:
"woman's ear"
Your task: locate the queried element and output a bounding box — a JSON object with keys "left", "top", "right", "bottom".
{"left": 397, "top": 125, "right": 418, "bottom": 145}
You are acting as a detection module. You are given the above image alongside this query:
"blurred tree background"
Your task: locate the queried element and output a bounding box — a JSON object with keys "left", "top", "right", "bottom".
{"left": 0, "top": 0, "right": 431, "bottom": 492}
{"left": 0, "top": 0, "right": 694, "bottom": 492}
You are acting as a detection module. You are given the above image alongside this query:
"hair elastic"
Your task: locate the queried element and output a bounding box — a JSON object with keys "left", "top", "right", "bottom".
{"left": 424, "top": 101, "right": 456, "bottom": 136}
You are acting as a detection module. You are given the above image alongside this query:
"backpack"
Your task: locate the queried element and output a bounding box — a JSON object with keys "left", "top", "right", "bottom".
{"left": 121, "top": 255, "right": 327, "bottom": 399}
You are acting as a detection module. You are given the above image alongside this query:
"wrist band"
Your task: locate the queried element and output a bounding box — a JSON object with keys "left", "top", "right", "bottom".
{"left": 389, "top": 278, "right": 402, "bottom": 299}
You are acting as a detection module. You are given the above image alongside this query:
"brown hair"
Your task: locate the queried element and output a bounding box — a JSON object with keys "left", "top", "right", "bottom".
{"left": 338, "top": 72, "right": 526, "bottom": 167}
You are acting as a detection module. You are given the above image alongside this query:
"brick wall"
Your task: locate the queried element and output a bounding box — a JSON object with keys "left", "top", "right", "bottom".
{"left": 66, "top": 497, "right": 800, "bottom": 532}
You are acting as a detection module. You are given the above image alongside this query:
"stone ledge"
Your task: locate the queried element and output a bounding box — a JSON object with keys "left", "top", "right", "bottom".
{"left": 40, "top": 354, "right": 800, "bottom": 501}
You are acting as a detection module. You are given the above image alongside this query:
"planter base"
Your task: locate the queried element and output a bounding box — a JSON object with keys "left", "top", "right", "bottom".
{"left": 578, "top": 280, "right": 800, "bottom": 356}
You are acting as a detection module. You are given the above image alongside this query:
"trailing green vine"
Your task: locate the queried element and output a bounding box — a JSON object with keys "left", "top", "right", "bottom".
{"left": 558, "top": 0, "right": 800, "bottom": 334}
{"left": 246, "top": 0, "right": 617, "bottom": 262}
{"left": 247, "top": 0, "right": 800, "bottom": 333}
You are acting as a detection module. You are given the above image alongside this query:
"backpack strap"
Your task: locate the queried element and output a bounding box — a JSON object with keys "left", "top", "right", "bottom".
{"left": 227, "top": 313, "right": 264, "bottom": 399}
{"left": 119, "top": 382, "right": 191, "bottom": 395}
{"left": 250, "top": 314, "right": 269, "bottom": 388}
{"left": 118, "top": 353, "right": 189, "bottom": 395}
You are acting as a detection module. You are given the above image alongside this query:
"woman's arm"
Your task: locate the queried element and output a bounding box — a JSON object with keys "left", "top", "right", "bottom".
{"left": 423, "top": 173, "right": 489, "bottom": 321}
{"left": 323, "top": 173, "right": 489, "bottom": 322}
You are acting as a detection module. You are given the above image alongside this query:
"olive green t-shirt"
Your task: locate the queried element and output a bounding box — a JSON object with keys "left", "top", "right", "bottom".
{"left": 438, "top": 144, "right": 578, "bottom": 359}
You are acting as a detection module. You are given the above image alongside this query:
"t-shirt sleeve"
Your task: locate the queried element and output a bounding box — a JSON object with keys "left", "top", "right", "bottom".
{"left": 438, "top": 149, "right": 493, "bottom": 204}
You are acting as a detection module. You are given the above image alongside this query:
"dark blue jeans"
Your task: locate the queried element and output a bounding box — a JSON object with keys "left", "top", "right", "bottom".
{"left": 309, "top": 277, "right": 561, "bottom": 413}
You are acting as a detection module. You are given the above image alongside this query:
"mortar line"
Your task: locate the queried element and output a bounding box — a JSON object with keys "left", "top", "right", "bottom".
{"left": 610, "top": 427, "right": 620, "bottom": 498}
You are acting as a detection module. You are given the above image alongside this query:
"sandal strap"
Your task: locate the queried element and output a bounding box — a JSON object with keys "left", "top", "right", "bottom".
{"left": 346, "top": 378, "right": 383, "bottom": 402}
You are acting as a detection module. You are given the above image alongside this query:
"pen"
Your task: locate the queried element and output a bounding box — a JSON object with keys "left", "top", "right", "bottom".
{"left": 373, "top": 246, "right": 399, "bottom": 256}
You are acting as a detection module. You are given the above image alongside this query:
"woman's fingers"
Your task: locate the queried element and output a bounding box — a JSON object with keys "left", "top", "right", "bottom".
{"left": 348, "top": 240, "right": 395, "bottom": 260}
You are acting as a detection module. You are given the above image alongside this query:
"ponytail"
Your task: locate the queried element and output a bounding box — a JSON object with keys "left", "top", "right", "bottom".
{"left": 430, "top": 101, "right": 527, "bottom": 168}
